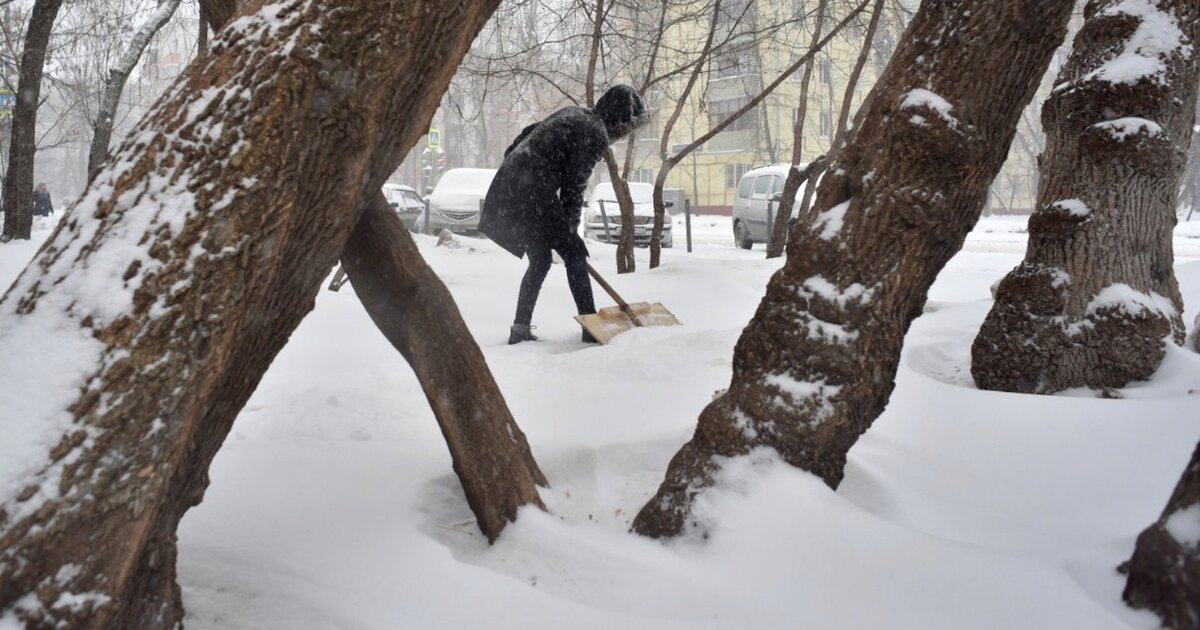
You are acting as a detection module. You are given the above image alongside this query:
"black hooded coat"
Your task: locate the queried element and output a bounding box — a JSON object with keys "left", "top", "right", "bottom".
{"left": 480, "top": 86, "right": 646, "bottom": 259}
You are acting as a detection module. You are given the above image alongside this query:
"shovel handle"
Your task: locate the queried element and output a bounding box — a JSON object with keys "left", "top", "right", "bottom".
{"left": 585, "top": 262, "right": 642, "bottom": 327}
{"left": 586, "top": 262, "right": 627, "bottom": 307}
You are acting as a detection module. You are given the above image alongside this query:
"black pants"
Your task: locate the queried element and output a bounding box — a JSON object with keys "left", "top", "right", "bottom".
{"left": 514, "top": 243, "right": 595, "bottom": 326}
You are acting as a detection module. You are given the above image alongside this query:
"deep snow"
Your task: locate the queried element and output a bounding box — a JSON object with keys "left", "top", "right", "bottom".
{"left": 1, "top": 213, "right": 1198, "bottom": 629}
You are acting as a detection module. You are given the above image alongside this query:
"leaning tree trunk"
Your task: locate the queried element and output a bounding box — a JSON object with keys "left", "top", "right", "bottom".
{"left": 201, "top": 0, "right": 546, "bottom": 545}
{"left": 765, "top": 0, "right": 827, "bottom": 259}
{"left": 0, "top": 1, "right": 499, "bottom": 628}
{"left": 339, "top": 194, "right": 547, "bottom": 541}
{"left": 633, "top": 0, "right": 1073, "bottom": 538}
{"left": 0, "top": 0, "right": 63, "bottom": 242}
{"left": 1121, "top": 441, "right": 1200, "bottom": 630}
{"left": 972, "top": 0, "right": 1199, "bottom": 394}
{"left": 86, "top": 0, "right": 182, "bottom": 180}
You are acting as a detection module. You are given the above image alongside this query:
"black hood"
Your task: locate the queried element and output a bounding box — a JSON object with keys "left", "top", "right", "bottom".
{"left": 594, "top": 85, "right": 649, "bottom": 142}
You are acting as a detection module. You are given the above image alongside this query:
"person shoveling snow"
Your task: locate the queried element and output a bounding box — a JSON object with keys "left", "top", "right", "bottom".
{"left": 480, "top": 84, "right": 649, "bottom": 345}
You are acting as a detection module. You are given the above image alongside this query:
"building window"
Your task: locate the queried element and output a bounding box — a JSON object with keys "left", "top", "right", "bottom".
{"left": 819, "top": 58, "right": 832, "bottom": 85}
{"left": 710, "top": 46, "right": 758, "bottom": 80}
{"left": 710, "top": 98, "right": 759, "bottom": 133}
{"left": 629, "top": 168, "right": 655, "bottom": 183}
{"left": 819, "top": 110, "right": 832, "bottom": 137}
{"left": 727, "top": 163, "right": 752, "bottom": 190}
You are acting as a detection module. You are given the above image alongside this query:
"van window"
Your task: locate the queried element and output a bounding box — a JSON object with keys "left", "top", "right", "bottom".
{"left": 737, "top": 176, "right": 754, "bottom": 199}
{"left": 771, "top": 175, "right": 784, "bottom": 195}
{"left": 752, "top": 175, "right": 771, "bottom": 197}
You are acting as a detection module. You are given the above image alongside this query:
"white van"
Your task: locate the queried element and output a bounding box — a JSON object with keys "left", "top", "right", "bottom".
{"left": 730, "top": 163, "right": 813, "bottom": 249}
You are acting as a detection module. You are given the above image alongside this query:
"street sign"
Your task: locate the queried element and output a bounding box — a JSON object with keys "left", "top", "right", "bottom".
{"left": 0, "top": 90, "right": 14, "bottom": 117}
{"left": 427, "top": 128, "right": 441, "bottom": 151}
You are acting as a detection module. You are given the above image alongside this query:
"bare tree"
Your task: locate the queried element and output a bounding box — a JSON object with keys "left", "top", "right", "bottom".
{"left": 972, "top": 0, "right": 1199, "bottom": 394}
{"left": 767, "top": 0, "right": 885, "bottom": 258}
{"left": 633, "top": 0, "right": 1073, "bottom": 538}
{"left": 1121, "top": 441, "right": 1200, "bottom": 630}
{"left": 763, "top": 0, "right": 828, "bottom": 258}
{"left": 0, "top": 0, "right": 63, "bottom": 241}
{"left": 0, "top": 1, "right": 500, "bottom": 627}
{"left": 647, "top": 0, "right": 871, "bottom": 268}
{"left": 86, "top": 0, "right": 182, "bottom": 180}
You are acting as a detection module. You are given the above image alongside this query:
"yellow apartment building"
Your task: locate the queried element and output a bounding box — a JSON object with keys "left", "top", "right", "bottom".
{"left": 615, "top": 0, "right": 1037, "bottom": 215}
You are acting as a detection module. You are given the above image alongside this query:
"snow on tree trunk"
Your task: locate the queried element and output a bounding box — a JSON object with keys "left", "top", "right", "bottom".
{"left": 971, "top": 0, "right": 1199, "bottom": 394}
{"left": 87, "top": 0, "right": 183, "bottom": 181}
{"left": 632, "top": 0, "right": 1073, "bottom": 539}
{"left": 339, "top": 194, "right": 547, "bottom": 542}
{"left": 1121, "top": 441, "right": 1200, "bottom": 629}
{"left": 0, "top": 0, "right": 64, "bottom": 242}
{"left": 0, "top": 0, "right": 498, "bottom": 627}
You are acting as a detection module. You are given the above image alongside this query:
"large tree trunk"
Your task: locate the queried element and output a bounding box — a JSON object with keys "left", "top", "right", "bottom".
{"left": 972, "top": 0, "right": 1199, "bottom": 394}
{"left": 86, "top": 0, "right": 183, "bottom": 180}
{"left": 1121, "top": 441, "right": 1200, "bottom": 629}
{"left": 0, "top": 1, "right": 499, "bottom": 627}
{"left": 200, "top": 0, "right": 546, "bottom": 546}
{"left": 764, "top": 0, "right": 827, "bottom": 259}
{"left": 0, "top": 0, "right": 63, "bottom": 242}
{"left": 632, "top": 0, "right": 1072, "bottom": 539}
{"left": 339, "top": 194, "right": 547, "bottom": 541}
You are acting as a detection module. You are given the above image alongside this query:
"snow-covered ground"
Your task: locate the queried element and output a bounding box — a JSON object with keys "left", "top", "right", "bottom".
{"left": 2, "top": 213, "right": 1199, "bottom": 629}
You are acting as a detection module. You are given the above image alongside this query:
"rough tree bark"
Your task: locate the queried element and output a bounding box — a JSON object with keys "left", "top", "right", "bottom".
{"left": 0, "top": 0, "right": 63, "bottom": 242}
{"left": 87, "top": 0, "right": 183, "bottom": 180}
{"left": 201, "top": 0, "right": 546, "bottom": 546}
{"left": 0, "top": 1, "right": 499, "bottom": 627}
{"left": 972, "top": 0, "right": 1200, "bottom": 394}
{"left": 633, "top": 0, "right": 1073, "bottom": 538}
{"left": 1121, "top": 441, "right": 1200, "bottom": 629}
{"left": 339, "top": 195, "right": 547, "bottom": 540}
{"left": 765, "top": 0, "right": 828, "bottom": 259}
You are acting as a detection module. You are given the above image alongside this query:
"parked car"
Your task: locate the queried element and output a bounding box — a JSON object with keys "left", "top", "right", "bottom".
{"left": 425, "top": 168, "right": 497, "bottom": 235}
{"left": 382, "top": 183, "right": 424, "bottom": 231}
{"left": 730, "top": 163, "right": 814, "bottom": 249}
{"left": 582, "top": 182, "right": 673, "bottom": 248}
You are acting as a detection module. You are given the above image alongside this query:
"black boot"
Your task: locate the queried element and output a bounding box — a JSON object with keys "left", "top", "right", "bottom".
{"left": 509, "top": 324, "right": 538, "bottom": 345}
{"left": 581, "top": 328, "right": 598, "bottom": 344}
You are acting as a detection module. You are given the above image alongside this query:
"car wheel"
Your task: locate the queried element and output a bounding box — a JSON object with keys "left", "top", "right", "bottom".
{"left": 734, "top": 221, "right": 752, "bottom": 250}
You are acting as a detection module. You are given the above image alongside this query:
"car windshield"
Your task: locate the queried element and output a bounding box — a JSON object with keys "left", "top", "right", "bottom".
{"left": 591, "top": 183, "right": 653, "bottom": 205}
{"left": 400, "top": 191, "right": 422, "bottom": 208}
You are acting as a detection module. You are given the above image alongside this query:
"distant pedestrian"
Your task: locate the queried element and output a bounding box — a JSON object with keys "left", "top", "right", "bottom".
{"left": 31, "top": 182, "right": 53, "bottom": 217}
{"left": 480, "top": 85, "right": 648, "bottom": 344}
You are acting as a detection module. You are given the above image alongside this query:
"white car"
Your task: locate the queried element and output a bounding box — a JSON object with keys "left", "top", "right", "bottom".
{"left": 425, "top": 168, "right": 497, "bottom": 235}
{"left": 730, "top": 163, "right": 814, "bottom": 249}
{"left": 582, "top": 182, "right": 673, "bottom": 248}
{"left": 382, "top": 183, "right": 424, "bottom": 232}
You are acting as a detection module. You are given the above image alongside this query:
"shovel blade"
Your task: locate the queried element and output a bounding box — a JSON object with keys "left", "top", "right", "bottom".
{"left": 574, "top": 302, "right": 681, "bottom": 344}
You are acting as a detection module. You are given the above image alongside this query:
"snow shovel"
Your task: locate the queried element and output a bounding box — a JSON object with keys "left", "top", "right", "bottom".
{"left": 575, "top": 262, "right": 681, "bottom": 344}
